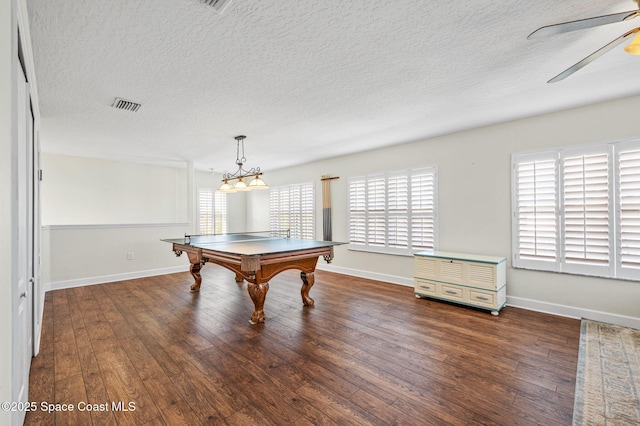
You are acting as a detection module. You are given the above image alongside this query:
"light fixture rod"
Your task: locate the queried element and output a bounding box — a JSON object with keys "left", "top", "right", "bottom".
{"left": 235, "top": 135, "right": 246, "bottom": 167}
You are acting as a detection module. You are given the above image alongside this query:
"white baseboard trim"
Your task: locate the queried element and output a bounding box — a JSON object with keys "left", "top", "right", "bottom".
{"left": 44, "top": 265, "right": 189, "bottom": 292}
{"left": 318, "top": 264, "right": 640, "bottom": 329}
{"left": 506, "top": 296, "right": 640, "bottom": 329}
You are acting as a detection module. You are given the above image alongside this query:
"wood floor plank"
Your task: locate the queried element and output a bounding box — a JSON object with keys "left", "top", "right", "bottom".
{"left": 138, "top": 356, "right": 206, "bottom": 426}
{"left": 348, "top": 388, "right": 434, "bottom": 425}
{"left": 94, "top": 347, "right": 160, "bottom": 425}
{"left": 53, "top": 373, "right": 92, "bottom": 426}
{"left": 224, "top": 405, "right": 279, "bottom": 426}
{"left": 75, "top": 339, "right": 118, "bottom": 425}
{"left": 164, "top": 342, "right": 246, "bottom": 419}
{"left": 52, "top": 293, "right": 82, "bottom": 383}
{"left": 197, "top": 341, "right": 307, "bottom": 424}
{"left": 292, "top": 381, "right": 380, "bottom": 425}
{"left": 166, "top": 371, "right": 227, "bottom": 424}
{"left": 391, "top": 393, "right": 483, "bottom": 425}
{"left": 26, "top": 269, "right": 580, "bottom": 425}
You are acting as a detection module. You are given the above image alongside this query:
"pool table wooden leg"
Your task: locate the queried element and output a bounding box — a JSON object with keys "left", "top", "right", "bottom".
{"left": 300, "top": 271, "right": 315, "bottom": 306}
{"left": 247, "top": 282, "right": 269, "bottom": 324}
{"left": 187, "top": 252, "right": 202, "bottom": 292}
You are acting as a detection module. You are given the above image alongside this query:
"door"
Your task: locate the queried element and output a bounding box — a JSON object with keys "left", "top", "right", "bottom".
{"left": 12, "top": 58, "right": 34, "bottom": 426}
{"left": 26, "top": 83, "right": 36, "bottom": 357}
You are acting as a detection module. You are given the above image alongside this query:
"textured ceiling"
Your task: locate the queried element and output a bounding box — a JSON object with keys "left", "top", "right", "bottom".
{"left": 27, "top": 0, "right": 640, "bottom": 173}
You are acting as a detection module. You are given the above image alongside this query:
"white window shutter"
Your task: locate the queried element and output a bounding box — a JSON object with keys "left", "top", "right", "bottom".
{"left": 514, "top": 157, "right": 557, "bottom": 267}
{"left": 269, "top": 182, "right": 315, "bottom": 239}
{"left": 388, "top": 216, "right": 408, "bottom": 248}
{"left": 367, "top": 176, "right": 386, "bottom": 246}
{"left": 411, "top": 216, "right": 434, "bottom": 249}
{"left": 197, "top": 189, "right": 227, "bottom": 235}
{"left": 514, "top": 141, "right": 640, "bottom": 280}
{"left": 349, "top": 215, "right": 366, "bottom": 244}
{"left": 214, "top": 191, "right": 227, "bottom": 234}
{"left": 290, "top": 185, "right": 302, "bottom": 238}
{"left": 349, "top": 179, "right": 366, "bottom": 245}
{"left": 387, "top": 174, "right": 408, "bottom": 248}
{"left": 348, "top": 168, "right": 437, "bottom": 254}
{"left": 198, "top": 188, "right": 214, "bottom": 234}
{"left": 269, "top": 190, "right": 280, "bottom": 234}
{"left": 411, "top": 171, "right": 436, "bottom": 250}
{"left": 618, "top": 147, "right": 640, "bottom": 275}
{"left": 387, "top": 175, "right": 408, "bottom": 212}
{"left": 367, "top": 177, "right": 386, "bottom": 212}
{"left": 300, "top": 184, "right": 314, "bottom": 239}
{"left": 562, "top": 152, "right": 611, "bottom": 271}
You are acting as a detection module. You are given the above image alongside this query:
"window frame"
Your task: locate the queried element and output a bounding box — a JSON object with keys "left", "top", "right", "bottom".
{"left": 348, "top": 166, "right": 438, "bottom": 256}
{"left": 269, "top": 181, "right": 315, "bottom": 239}
{"left": 196, "top": 187, "right": 227, "bottom": 235}
{"left": 511, "top": 150, "right": 558, "bottom": 271}
{"left": 559, "top": 144, "right": 614, "bottom": 278}
{"left": 615, "top": 139, "right": 640, "bottom": 280}
{"left": 512, "top": 139, "right": 640, "bottom": 281}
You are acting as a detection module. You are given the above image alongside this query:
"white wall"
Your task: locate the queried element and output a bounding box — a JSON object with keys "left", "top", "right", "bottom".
{"left": 0, "top": 0, "right": 14, "bottom": 422}
{"left": 41, "top": 154, "right": 189, "bottom": 286}
{"left": 41, "top": 154, "right": 188, "bottom": 225}
{"left": 247, "top": 94, "right": 640, "bottom": 326}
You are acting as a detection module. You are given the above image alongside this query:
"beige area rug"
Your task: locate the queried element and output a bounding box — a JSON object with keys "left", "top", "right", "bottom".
{"left": 573, "top": 319, "right": 640, "bottom": 425}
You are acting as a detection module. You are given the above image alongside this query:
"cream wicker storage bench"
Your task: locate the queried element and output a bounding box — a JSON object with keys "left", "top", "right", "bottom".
{"left": 414, "top": 251, "right": 507, "bottom": 315}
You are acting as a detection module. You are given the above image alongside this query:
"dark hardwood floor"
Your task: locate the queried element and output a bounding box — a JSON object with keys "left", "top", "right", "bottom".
{"left": 25, "top": 267, "right": 580, "bottom": 425}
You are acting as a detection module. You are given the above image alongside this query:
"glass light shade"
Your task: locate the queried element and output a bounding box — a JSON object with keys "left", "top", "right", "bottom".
{"left": 234, "top": 178, "right": 250, "bottom": 191}
{"left": 247, "top": 176, "right": 269, "bottom": 189}
{"left": 217, "top": 181, "right": 236, "bottom": 193}
{"left": 624, "top": 32, "right": 640, "bottom": 55}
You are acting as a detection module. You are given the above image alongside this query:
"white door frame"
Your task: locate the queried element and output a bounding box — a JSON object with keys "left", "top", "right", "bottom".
{"left": 12, "top": 55, "right": 33, "bottom": 426}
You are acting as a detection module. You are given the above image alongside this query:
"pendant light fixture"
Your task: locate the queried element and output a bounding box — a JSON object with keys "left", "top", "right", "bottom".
{"left": 217, "top": 135, "right": 268, "bottom": 193}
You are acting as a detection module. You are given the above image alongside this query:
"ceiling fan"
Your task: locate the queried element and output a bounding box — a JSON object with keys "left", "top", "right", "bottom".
{"left": 528, "top": 0, "right": 640, "bottom": 83}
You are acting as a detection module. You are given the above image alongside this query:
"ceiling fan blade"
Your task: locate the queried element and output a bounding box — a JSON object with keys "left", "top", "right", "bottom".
{"left": 548, "top": 28, "right": 640, "bottom": 83}
{"left": 528, "top": 10, "right": 639, "bottom": 39}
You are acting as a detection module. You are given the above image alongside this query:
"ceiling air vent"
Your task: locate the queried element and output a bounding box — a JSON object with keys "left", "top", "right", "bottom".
{"left": 112, "top": 98, "right": 142, "bottom": 112}
{"left": 196, "top": 0, "right": 233, "bottom": 14}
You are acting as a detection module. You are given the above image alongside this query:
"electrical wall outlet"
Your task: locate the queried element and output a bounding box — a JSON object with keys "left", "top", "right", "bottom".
{"left": 127, "top": 252, "right": 134, "bottom": 260}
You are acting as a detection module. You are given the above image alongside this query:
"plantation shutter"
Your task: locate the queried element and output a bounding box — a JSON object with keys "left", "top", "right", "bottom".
{"left": 300, "top": 184, "right": 314, "bottom": 239}
{"left": 411, "top": 171, "right": 436, "bottom": 250}
{"left": 618, "top": 147, "right": 640, "bottom": 275}
{"left": 348, "top": 167, "right": 437, "bottom": 254}
{"left": 387, "top": 174, "right": 408, "bottom": 248}
{"left": 348, "top": 178, "right": 366, "bottom": 245}
{"left": 198, "top": 188, "right": 214, "bottom": 234}
{"left": 214, "top": 191, "right": 227, "bottom": 234}
{"left": 367, "top": 176, "right": 386, "bottom": 246}
{"left": 513, "top": 141, "right": 640, "bottom": 280}
{"left": 269, "top": 182, "right": 315, "bottom": 239}
{"left": 514, "top": 156, "right": 557, "bottom": 268}
{"left": 269, "top": 189, "right": 280, "bottom": 234}
{"left": 561, "top": 151, "right": 611, "bottom": 271}
{"left": 279, "top": 186, "right": 290, "bottom": 235}
{"left": 290, "top": 185, "right": 302, "bottom": 238}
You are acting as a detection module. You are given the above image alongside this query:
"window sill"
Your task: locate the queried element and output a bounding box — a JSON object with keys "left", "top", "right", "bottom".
{"left": 512, "top": 263, "right": 640, "bottom": 282}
